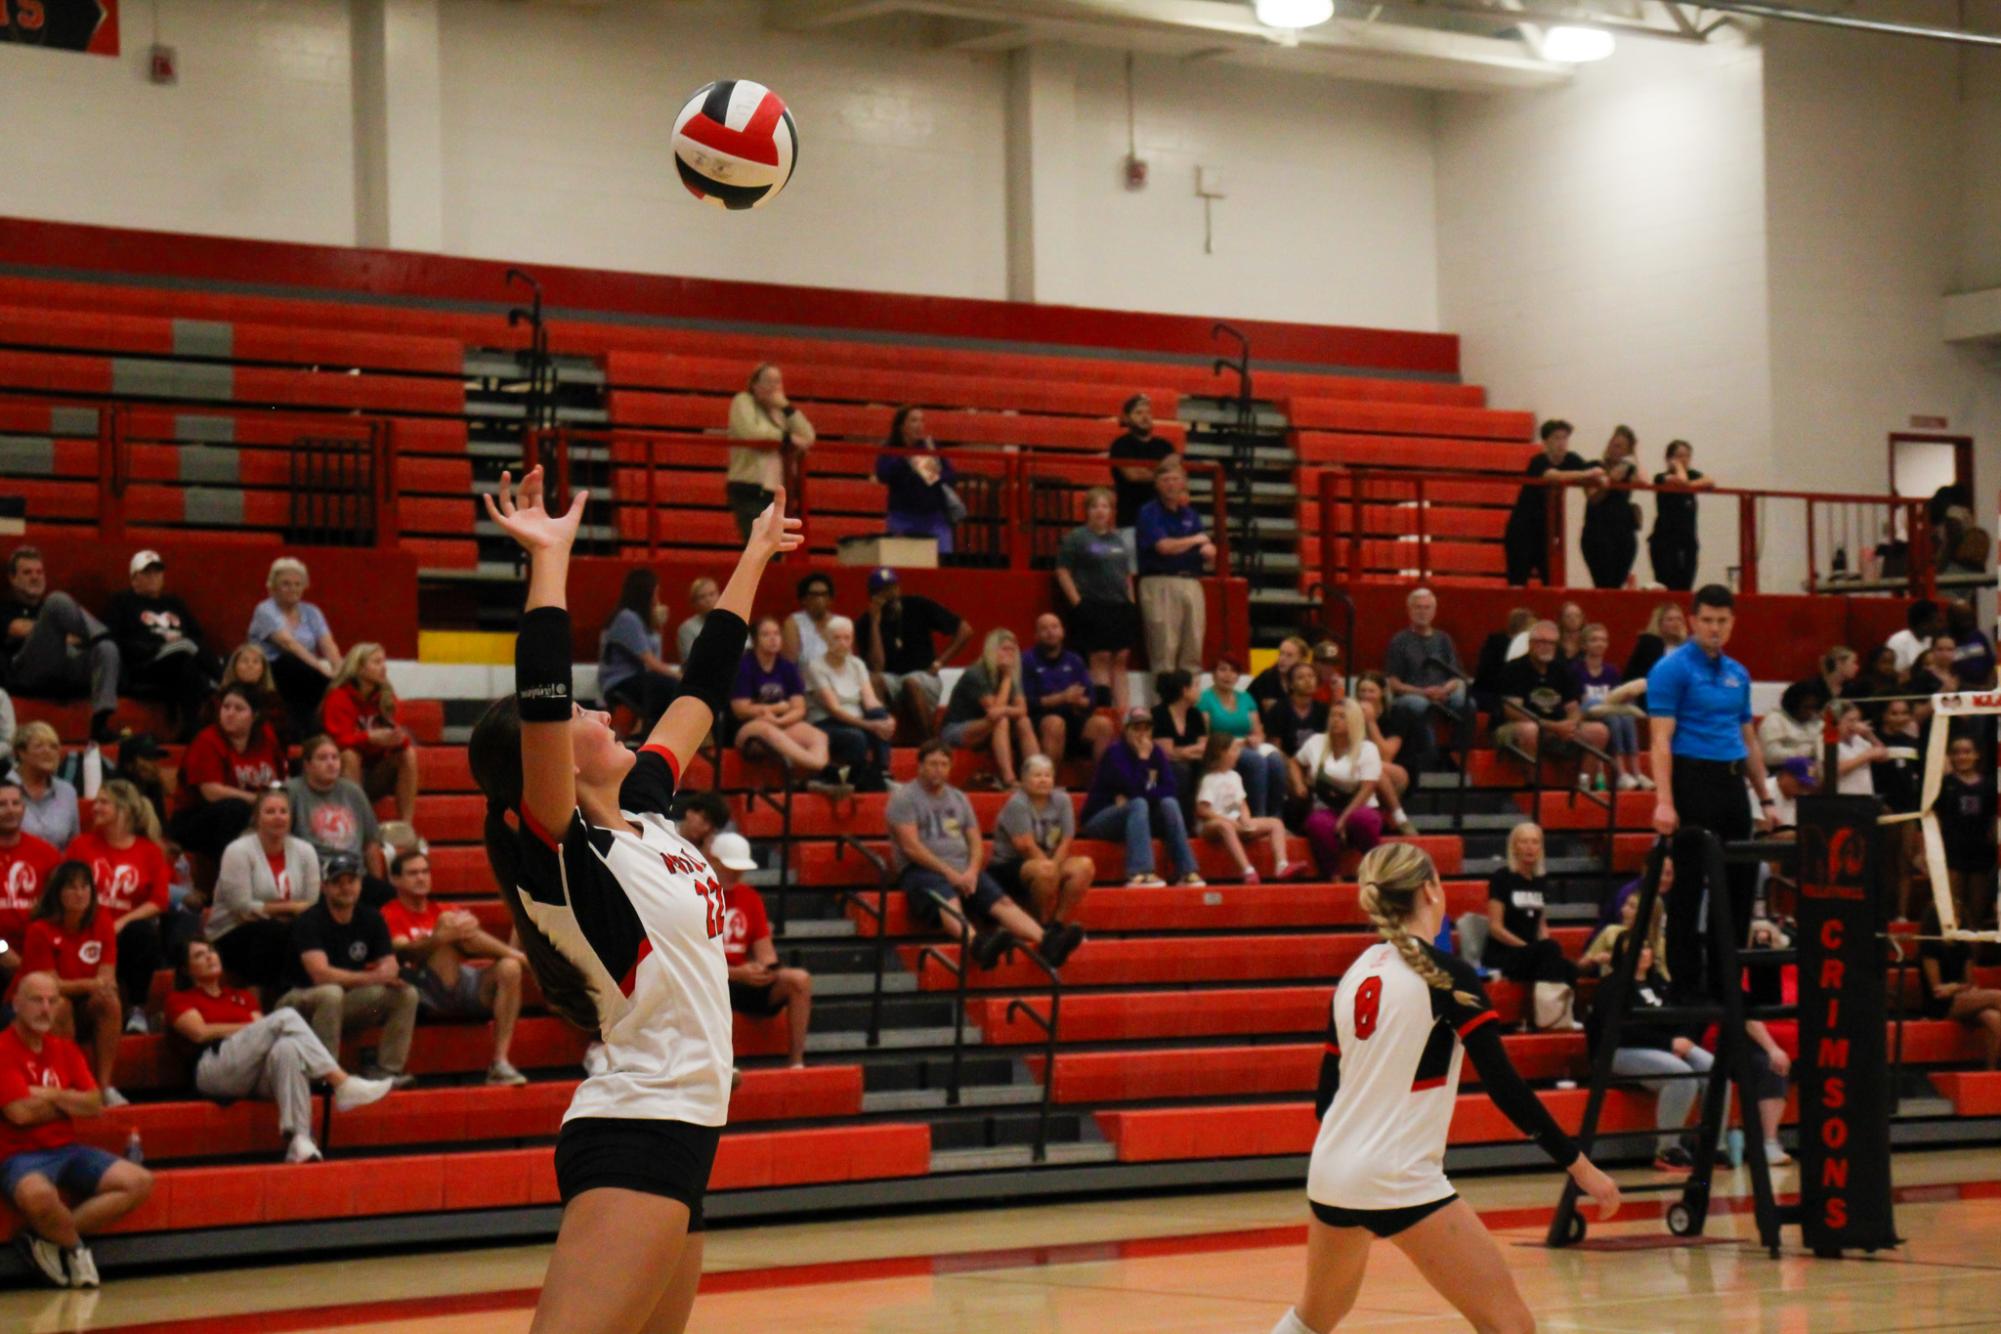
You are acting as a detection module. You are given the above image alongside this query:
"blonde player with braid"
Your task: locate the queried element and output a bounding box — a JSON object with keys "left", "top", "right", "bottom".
{"left": 1272, "top": 843, "right": 1620, "bottom": 1334}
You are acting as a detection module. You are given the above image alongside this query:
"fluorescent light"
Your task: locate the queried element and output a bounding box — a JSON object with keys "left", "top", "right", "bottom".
{"left": 1255, "top": 0, "right": 1336, "bottom": 28}
{"left": 1543, "top": 25, "right": 1616, "bottom": 61}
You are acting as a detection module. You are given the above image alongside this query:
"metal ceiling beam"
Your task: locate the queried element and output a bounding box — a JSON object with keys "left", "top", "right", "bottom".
{"left": 1689, "top": 0, "right": 2001, "bottom": 47}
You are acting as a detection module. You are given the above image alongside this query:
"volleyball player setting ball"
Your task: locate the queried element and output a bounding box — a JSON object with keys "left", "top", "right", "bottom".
{"left": 1273, "top": 843, "right": 1621, "bottom": 1334}
{"left": 468, "top": 466, "right": 800, "bottom": 1333}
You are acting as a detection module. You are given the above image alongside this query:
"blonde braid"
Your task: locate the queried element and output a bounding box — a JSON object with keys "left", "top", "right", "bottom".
{"left": 1355, "top": 843, "right": 1480, "bottom": 1010}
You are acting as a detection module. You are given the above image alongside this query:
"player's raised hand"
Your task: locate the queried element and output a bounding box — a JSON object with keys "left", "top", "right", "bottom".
{"left": 749, "top": 487, "right": 805, "bottom": 558}
{"left": 482, "top": 467, "right": 588, "bottom": 555}
{"left": 1569, "top": 1156, "right": 1621, "bottom": 1220}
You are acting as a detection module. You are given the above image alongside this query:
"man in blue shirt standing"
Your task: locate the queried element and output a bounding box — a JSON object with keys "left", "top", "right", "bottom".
{"left": 1646, "top": 584, "right": 1776, "bottom": 997}
{"left": 1135, "top": 458, "right": 1215, "bottom": 674}
{"left": 1022, "top": 613, "right": 1112, "bottom": 761}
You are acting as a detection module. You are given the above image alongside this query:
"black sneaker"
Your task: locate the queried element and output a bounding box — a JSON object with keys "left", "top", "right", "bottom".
{"left": 1654, "top": 1145, "right": 1696, "bottom": 1173}
{"left": 1042, "top": 924, "right": 1086, "bottom": 968}
{"left": 970, "top": 929, "right": 1015, "bottom": 970}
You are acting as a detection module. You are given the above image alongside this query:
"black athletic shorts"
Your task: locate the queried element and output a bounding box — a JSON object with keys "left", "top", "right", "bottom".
{"left": 554, "top": 1117, "right": 721, "bottom": 1230}
{"left": 1311, "top": 1194, "right": 1458, "bottom": 1238}
{"left": 728, "top": 978, "right": 787, "bottom": 1018}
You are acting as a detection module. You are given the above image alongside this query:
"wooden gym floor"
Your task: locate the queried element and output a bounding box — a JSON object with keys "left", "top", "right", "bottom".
{"left": 6, "top": 1147, "right": 2001, "bottom": 1332}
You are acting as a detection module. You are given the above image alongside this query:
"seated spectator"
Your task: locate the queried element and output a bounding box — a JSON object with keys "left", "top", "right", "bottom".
{"left": 10, "top": 722, "right": 78, "bottom": 850}
{"left": 169, "top": 940, "right": 394, "bottom": 1163}
{"left": 1573, "top": 624, "right": 1647, "bottom": 791}
{"left": 1831, "top": 702, "right": 1886, "bottom": 796}
{"left": 1150, "top": 669, "right": 1208, "bottom": 805}
{"left": 942, "top": 629, "right": 1037, "bottom": 789}
{"left": 249, "top": 557, "right": 341, "bottom": 739}
{"left": 1886, "top": 599, "right": 1942, "bottom": 677}
{"left": 381, "top": 850, "right": 527, "bottom": 1086}
{"left": 322, "top": 644, "right": 419, "bottom": 825}
{"left": 987, "top": 756, "right": 1090, "bottom": 966}
{"left": 275, "top": 854, "right": 417, "bottom": 1088}
{"left": 1249, "top": 636, "right": 1309, "bottom": 725}
{"left": 856, "top": 569, "right": 969, "bottom": 742}
{"left": 1382, "top": 587, "right": 1471, "bottom": 776}
{"left": 1590, "top": 935, "right": 1710, "bottom": 1171}
{"left": 1850, "top": 645, "right": 1903, "bottom": 718}
{"left": 0, "top": 546, "right": 122, "bottom": 743}
{"left": 1135, "top": 459, "right": 1214, "bottom": 674}
{"left": 1946, "top": 598, "right": 1996, "bottom": 688}
{"left": 1080, "top": 711, "right": 1201, "bottom": 889}
{"left": 731, "top": 616, "right": 837, "bottom": 792}
{"left": 1055, "top": 488, "right": 1140, "bottom": 716}
{"left": 708, "top": 832, "right": 814, "bottom": 1066}
{"left": 598, "top": 567, "right": 678, "bottom": 735}
{"left": 726, "top": 362, "right": 815, "bottom": 540}
{"left": 1757, "top": 679, "right": 1827, "bottom": 773}
{"left": 782, "top": 571, "right": 836, "bottom": 671}
{"left": 1196, "top": 735, "right": 1300, "bottom": 884}
{"left": 109, "top": 732, "right": 171, "bottom": 836}
{"left": 1310, "top": 640, "right": 1343, "bottom": 698}
{"left": 1197, "top": 654, "right": 1287, "bottom": 819}
{"left": 888, "top": 742, "right": 1051, "bottom": 967}
{"left": 206, "top": 789, "right": 323, "bottom": 994}
{"left": 1495, "top": 621, "right": 1611, "bottom": 792}
{"left": 806, "top": 616, "right": 892, "bottom": 792}
{"left": 1579, "top": 878, "right": 1652, "bottom": 978}
{"left": 1917, "top": 907, "right": 2001, "bottom": 1068}
{"left": 1023, "top": 613, "right": 1112, "bottom": 764}
{"left": 676, "top": 577, "right": 720, "bottom": 663}
{"left": 1350, "top": 674, "right": 1417, "bottom": 835}
{"left": 216, "top": 640, "right": 291, "bottom": 739}
{"left": 1292, "top": 700, "right": 1385, "bottom": 878}
{"left": 18, "top": 863, "right": 122, "bottom": 1102}
{"left": 1108, "top": 393, "right": 1174, "bottom": 562}
{"left": 1908, "top": 635, "right": 1962, "bottom": 723}
{"left": 1554, "top": 602, "right": 1586, "bottom": 661}
{"left": 65, "top": 781, "right": 171, "bottom": 1033}
{"left": 875, "top": 406, "right": 960, "bottom": 555}
{"left": 1739, "top": 1018, "right": 1795, "bottom": 1166}
{"left": 1935, "top": 735, "right": 1996, "bottom": 936}
{"left": 288, "top": 735, "right": 390, "bottom": 906}
{"left": 1486, "top": 823, "right": 1580, "bottom": 1031}
{"left": 1620, "top": 602, "right": 1689, "bottom": 688}
{"left": 170, "top": 684, "right": 286, "bottom": 864}
{"left": 671, "top": 789, "right": 734, "bottom": 854}
{"left": 1817, "top": 646, "right": 1860, "bottom": 702}
{"left": 0, "top": 970, "right": 152, "bottom": 1289}
{"left": 1471, "top": 607, "right": 1536, "bottom": 721}
{"left": 0, "top": 684, "right": 12, "bottom": 772}
{"left": 1268, "top": 661, "right": 1330, "bottom": 759}
{"left": 0, "top": 778, "right": 61, "bottom": 967}
{"left": 103, "top": 550, "right": 220, "bottom": 742}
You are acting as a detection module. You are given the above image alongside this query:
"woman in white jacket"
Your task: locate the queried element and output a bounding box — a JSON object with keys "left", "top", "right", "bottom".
{"left": 206, "top": 788, "right": 321, "bottom": 992}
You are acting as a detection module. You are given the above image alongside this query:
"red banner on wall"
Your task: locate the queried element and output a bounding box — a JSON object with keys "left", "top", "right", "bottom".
{"left": 0, "top": 0, "right": 119, "bottom": 56}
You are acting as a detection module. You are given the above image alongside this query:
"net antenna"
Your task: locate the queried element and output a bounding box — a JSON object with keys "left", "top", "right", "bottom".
{"left": 1884, "top": 689, "right": 2001, "bottom": 939}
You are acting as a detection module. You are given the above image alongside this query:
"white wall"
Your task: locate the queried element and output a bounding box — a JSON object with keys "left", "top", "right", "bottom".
{"left": 1434, "top": 35, "right": 1772, "bottom": 586}
{"left": 0, "top": 0, "right": 355, "bottom": 245}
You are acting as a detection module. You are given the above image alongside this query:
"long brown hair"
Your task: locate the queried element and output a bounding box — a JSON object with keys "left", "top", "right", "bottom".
{"left": 1354, "top": 843, "right": 1478, "bottom": 1009}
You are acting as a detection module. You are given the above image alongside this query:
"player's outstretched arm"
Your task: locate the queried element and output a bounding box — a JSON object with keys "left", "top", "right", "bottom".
{"left": 1462, "top": 1022, "right": 1620, "bottom": 1219}
{"left": 646, "top": 489, "right": 804, "bottom": 775}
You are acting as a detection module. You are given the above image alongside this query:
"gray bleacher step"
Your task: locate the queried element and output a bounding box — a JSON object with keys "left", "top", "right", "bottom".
{"left": 419, "top": 562, "right": 523, "bottom": 584}
{"left": 1462, "top": 854, "right": 1599, "bottom": 877}
{"left": 474, "top": 519, "right": 617, "bottom": 544}
{"left": 1254, "top": 552, "right": 1302, "bottom": 574}
{"left": 1897, "top": 1096, "right": 1954, "bottom": 1117}
{"left": 1187, "top": 478, "right": 1299, "bottom": 500}
{"left": 1249, "top": 587, "right": 1313, "bottom": 606}
{"left": 813, "top": 971, "right": 916, "bottom": 997}
{"left": 862, "top": 1083, "right": 1043, "bottom": 1113}
{"left": 778, "top": 917, "right": 856, "bottom": 940}
{"left": 465, "top": 400, "right": 608, "bottom": 424}
{"left": 467, "top": 441, "right": 609, "bottom": 463}
{"left": 1178, "top": 402, "right": 1290, "bottom": 429}
{"left": 738, "top": 867, "right": 784, "bottom": 888}
{"left": 1237, "top": 518, "right": 1300, "bottom": 538}
{"left": 928, "top": 1142, "right": 1119, "bottom": 1174}
{"left": 463, "top": 353, "right": 607, "bottom": 385}
{"left": 1411, "top": 812, "right": 1520, "bottom": 833}
{"left": 805, "top": 1025, "right": 978, "bottom": 1052}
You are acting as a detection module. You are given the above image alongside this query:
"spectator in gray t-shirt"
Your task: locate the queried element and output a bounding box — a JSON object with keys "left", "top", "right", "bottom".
{"left": 1054, "top": 486, "right": 1142, "bottom": 717}
{"left": 287, "top": 734, "right": 389, "bottom": 905}
{"left": 1380, "top": 586, "right": 1472, "bottom": 775}
{"left": 986, "top": 756, "right": 1090, "bottom": 966}
{"left": 887, "top": 742, "right": 1050, "bottom": 969}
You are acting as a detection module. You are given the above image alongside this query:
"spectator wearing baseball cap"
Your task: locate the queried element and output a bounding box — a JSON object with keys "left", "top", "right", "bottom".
{"left": 710, "top": 833, "right": 813, "bottom": 1068}
{"left": 1078, "top": 709, "right": 1202, "bottom": 887}
{"left": 854, "top": 568, "right": 970, "bottom": 742}
{"left": 275, "top": 852, "right": 417, "bottom": 1088}
{"left": 102, "top": 550, "right": 220, "bottom": 742}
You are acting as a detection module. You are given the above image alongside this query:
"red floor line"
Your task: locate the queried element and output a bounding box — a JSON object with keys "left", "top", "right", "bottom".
{"left": 87, "top": 1178, "right": 2001, "bottom": 1334}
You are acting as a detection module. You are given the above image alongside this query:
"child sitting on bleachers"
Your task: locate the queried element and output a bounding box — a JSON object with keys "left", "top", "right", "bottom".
{"left": 1194, "top": 735, "right": 1300, "bottom": 885}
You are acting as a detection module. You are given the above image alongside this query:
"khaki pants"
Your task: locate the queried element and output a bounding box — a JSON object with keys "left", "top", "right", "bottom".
{"left": 1139, "top": 576, "right": 1205, "bottom": 672}
{"left": 276, "top": 982, "right": 418, "bottom": 1075}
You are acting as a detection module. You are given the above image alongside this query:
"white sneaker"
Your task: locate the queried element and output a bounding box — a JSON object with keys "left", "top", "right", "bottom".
{"left": 1763, "top": 1140, "right": 1792, "bottom": 1166}
{"left": 1636, "top": 774, "right": 1657, "bottom": 791}
{"left": 64, "top": 1244, "right": 99, "bottom": 1289}
{"left": 1394, "top": 812, "right": 1418, "bottom": 834}
{"left": 486, "top": 1060, "right": 528, "bottom": 1087}
{"left": 16, "top": 1232, "right": 68, "bottom": 1287}
{"left": 123, "top": 1009, "right": 149, "bottom": 1035}
{"left": 332, "top": 1075, "right": 394, "bottom": 1113}
{"left": 285, "top": 1133, "right": 324, "bottom": 1163}
{"left": 1616, "top": 773, "right": 1640, "bottom": 791}
{"left": 100, "top": 1088, "right": 128, "bottom": 1109}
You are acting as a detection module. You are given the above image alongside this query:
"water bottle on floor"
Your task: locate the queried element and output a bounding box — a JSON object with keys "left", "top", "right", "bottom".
{"left": 126, "top": 1129, "right": 145, "bottom": 1165}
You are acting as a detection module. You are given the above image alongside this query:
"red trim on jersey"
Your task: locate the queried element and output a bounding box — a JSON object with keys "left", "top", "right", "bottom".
{"left": 1457, "top": 1010, "right": 1499, "bottom": 1039}
{"left": 519, "top": 808, "right": 562, "bottom": 852}
{"left": 1411, "top": 1075, "right": 1448, "bottom": 1092}
{"left": 640, "top": 743, "right": 682, "bottom": 789}
{"left": 618, "top": 937, "right": 654, "bottom": 998}
{"left": 1323, "top": 1042, "right": 1340, "bottom": 1056}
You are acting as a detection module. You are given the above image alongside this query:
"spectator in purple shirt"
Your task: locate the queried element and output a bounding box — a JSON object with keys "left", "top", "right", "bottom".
{"left": 1572, "top": 623, "right": 1647, "bottom": 791}
{"left": 1078, "top": 711, "right": 1201, "bottom": 888}
{"left": 1023, "top": 614, "right": 1113, "bottom": 762}
{"left": 732, "top": 616, "right": 842, "bottom": 794}
{"left": 874, "top": 406, "right": 960, "bottom": 556}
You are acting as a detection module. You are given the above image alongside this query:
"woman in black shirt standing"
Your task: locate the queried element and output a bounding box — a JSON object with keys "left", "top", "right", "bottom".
{"left": 1504, "top": 420, "right": 1601, "bottom": 587}
{"left": 1648, "top": 439, "right": 1713, "bottom": 591}
{"left": 1485, "top": 822, "right": 1580, "bottom": 1030}
{"left": 1580, "top": 425, "right": 1641, "bottom": 590}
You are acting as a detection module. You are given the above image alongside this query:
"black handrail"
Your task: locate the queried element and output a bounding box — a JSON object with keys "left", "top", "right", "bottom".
{"left": 913, "top": 901, "right": 975, "bottom": 1105}
{"left": 1499, "top": 699, "right": 1619, "bottom": 894}
{"left": 1003, "top": 947, "right": 1064, "bottom": 1163}
{"left": 506, "top": 267, "right": 554, "bottom": 440}
{"left": 830, "top": 835, "right": 892, "bottom": 1049}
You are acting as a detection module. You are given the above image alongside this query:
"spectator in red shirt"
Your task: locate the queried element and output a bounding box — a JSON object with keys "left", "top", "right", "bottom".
{"left": 709, "top": 833, "right": 811, "bottom": 1067}
{"left": 321, "top": 643, "right": 420, "bottom": 824}
{"left": 63, "top": 781, "right": 171, "bottom": 1034}
{"left": 381, "top": 850, "right": 529, "bottom": 1086}
{"left": 0, "top": 778, "right": 61, "bottom": 967}
{"left": 17, "top": 864, "right": 123, "bottom": 1106}
{"left": 169, "top": 940, "right": 393, "bottom": 1164}
{"left": 169, "top": 684, "right": 286, "bottom": 864}
{"left": 0, "top": 971, "right": 153, "bottom": 1288}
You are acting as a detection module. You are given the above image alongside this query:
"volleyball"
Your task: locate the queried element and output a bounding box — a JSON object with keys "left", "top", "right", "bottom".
{"left": 672, "top": 79, "right": 798, "bottom": 211}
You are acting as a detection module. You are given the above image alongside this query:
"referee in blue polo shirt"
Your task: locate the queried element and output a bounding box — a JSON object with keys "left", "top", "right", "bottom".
{"left": 1646, "top": 584, "right": 1776, "bottom": 998}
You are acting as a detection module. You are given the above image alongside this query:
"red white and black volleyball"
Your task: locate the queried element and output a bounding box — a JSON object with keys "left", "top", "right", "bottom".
{"left": 673, "top": 80, "right": 798, "bottom": 211}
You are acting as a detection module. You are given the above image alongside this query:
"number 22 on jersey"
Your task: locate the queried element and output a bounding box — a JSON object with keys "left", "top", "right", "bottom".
{"left": 694, "top": 877, "right": 726, "bottom": 940}
{"left": 1353, "top": 975, "right": 1383, "bottom": 1040}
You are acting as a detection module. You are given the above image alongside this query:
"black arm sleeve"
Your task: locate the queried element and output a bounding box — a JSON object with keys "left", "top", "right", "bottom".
{"left": 1463, "top": 1023, "right": 1579, "bottom": 1169}
{"left": 680, "top": 608, "right": 749, "bottom": 720}
{"left": 515, "top": 606, "right": 574, "bottom": 722}
{"left": 1314, "top": 1016, "right": 1342, "bottom": 1119}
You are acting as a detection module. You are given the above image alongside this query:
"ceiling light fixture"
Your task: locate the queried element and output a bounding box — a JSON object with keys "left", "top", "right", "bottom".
{"left": 1254, "top": 0, "right": 1336, "bottom": 29}
{"left": 1542, "top": 25, "right": 1616, "bottom": 61}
